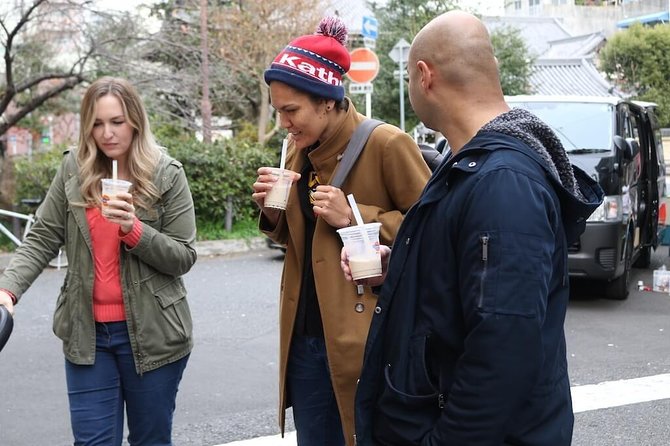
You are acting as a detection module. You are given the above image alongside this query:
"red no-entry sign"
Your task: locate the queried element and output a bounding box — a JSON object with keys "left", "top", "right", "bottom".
{"left": 347, "top": 48, "right": 380, "bottom": 84}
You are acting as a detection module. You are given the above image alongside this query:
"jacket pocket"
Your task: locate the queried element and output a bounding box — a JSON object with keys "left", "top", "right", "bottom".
{"left": 373, "top": 363, "right": 441, "bottom": 446}
{"left": 153, "top": 278, "right": 192, "bottom": 346}
{"left": 53, "top": 274, "right": 78, "bottom": 342}
{"left": 475, "top": 230, "right": 544, "bottom": 317}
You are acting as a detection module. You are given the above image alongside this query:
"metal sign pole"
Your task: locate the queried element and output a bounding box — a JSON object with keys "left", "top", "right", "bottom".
{"left": 389, "top": 38, "right": 410, "bottom": 132}
{"left": 366, "top": 91, "right": 372, "bottom": 118}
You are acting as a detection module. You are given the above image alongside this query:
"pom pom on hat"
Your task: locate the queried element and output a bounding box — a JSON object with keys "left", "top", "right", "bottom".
{"left": 264, "top": 16, "right": 350, "bottom": 101}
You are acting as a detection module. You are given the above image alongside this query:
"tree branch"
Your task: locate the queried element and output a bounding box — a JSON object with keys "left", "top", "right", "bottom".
{"left": 0, "top": 75, "right": 84, "bottom": 136}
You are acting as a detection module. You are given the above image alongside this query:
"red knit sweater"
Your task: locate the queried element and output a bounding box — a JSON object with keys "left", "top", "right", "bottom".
{"left": 86, "top": 207, "right": 143, "bottom": 322}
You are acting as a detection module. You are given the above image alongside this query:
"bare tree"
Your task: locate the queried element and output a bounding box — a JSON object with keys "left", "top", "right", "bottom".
{"left": 199, "top": 0, "right": 211, "bottom": 143}
{"left": 0, "top": 0, "right": 146, "bottom": 137}
{"left": 211, "top": 0, "right": 325, "bottom": 144}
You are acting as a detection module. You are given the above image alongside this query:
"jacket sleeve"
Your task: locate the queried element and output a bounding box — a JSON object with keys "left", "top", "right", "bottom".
{"left": 126, "top": 163, "right": 197, "bottom": 277}
{"left": 424, "top": 167, "right": 559, "bottom": 445}
{"left": 358, "top": 129, "right": 431, "bottom": 245}
{"left": 0, "top": 155, "right": 69, "bottom": 302}
{"left": 259, "top": 211, "right": 289, "bottom": 246}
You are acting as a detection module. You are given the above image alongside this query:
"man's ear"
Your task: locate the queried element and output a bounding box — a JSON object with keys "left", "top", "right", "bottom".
{"left": 417, "top": 60, "right": 432, "bottom": 92}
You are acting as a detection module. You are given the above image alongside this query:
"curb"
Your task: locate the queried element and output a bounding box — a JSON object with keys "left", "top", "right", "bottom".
{"left": 0, "top": 237, "right": 271, "bottom": 271}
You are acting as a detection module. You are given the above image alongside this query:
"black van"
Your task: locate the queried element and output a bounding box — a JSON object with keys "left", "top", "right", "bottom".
{"left": 506, "top": 95, "right": 666, "bottom": 300}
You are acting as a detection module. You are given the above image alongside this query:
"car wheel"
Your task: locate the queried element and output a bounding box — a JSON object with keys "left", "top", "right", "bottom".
{"left": 605, "top": 236, "right": 632, "bottom": 300}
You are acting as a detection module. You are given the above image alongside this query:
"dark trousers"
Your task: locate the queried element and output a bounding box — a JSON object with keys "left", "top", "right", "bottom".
{"left": 287, "top": 335, "right": 345, "bottom": 446}
{"left": 65, "top": 321, "right": 189, "bottom": 446}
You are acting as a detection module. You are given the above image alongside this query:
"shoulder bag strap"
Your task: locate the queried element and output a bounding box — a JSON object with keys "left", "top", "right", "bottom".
{"left": 329, "top": 119, "right": 384, "bottom": 188}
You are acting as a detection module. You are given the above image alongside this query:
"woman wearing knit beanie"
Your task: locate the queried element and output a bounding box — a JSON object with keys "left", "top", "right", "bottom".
{"left": 252, "top": 17, "right": 431, "bottom": 446}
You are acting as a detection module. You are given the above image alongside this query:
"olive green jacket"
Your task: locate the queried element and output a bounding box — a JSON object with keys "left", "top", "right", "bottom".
{"left": 0, "top": 150, "right": 197, "bottom": 374}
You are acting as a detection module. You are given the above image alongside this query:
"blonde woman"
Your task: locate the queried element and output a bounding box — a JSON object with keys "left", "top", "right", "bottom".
{"left": 0, "top": 77, "right": 197, "bottom": 445}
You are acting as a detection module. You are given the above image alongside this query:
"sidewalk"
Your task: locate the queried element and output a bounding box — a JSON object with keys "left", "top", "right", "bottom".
{"left": 0, "top": 237, "right": 270, "bottom": 271}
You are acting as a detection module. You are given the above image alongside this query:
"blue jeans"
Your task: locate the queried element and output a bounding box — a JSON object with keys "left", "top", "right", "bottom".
{"left": 65, "top": 321, "right": 189, "bottom": 446}
{"left": 287, "top": 336, "right": 345, "bottom": 446}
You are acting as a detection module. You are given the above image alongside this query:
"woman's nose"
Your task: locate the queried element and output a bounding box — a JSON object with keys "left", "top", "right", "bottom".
{"left": 279, "top": 113, "right": 291, "bottom": 129}
{"left": 103, "top": 124, "right": 114, "bottom": 138}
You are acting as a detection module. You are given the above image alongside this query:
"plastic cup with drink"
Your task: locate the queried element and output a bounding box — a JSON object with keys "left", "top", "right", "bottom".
{"left": 337, "top": 194, "right": 382, "bottom": 280}
{"left": 264, "top": 138, "right": 296, "bottom": 211}
{"left": 264, "top": 168, "right": 295, "bottom": 210}
{"left": 102, "top": 160, "right": 132, "bottom": 206}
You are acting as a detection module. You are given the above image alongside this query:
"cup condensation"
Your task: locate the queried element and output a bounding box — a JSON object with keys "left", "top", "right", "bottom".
{"left": 101, "top": 179, "right": 132, "bottom": 206}
{"left": 264, "top": 168, "right": 295, "bottom": 210}
{"left": 337, "top": 222, "right": 382, "bottom": 280}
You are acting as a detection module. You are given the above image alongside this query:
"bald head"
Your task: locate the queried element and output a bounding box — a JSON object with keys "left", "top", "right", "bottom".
{"left": 407, "top": 11, "right": 509, "bottom": 152}
{"left": 410, "top": 11, "right": 502, "bottom": 95}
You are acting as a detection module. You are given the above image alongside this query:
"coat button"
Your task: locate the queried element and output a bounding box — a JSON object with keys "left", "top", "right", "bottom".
{"left": 354, "top": 302, "right": 365, "bottom": 313}
{"left": 405, "top": 237, "right": 410, "bottom": 245}
{"left": 468, "top": 161, "right": 477, "bottom": 167}
{"left": 374, "top": 306, "right": 382, "bottom": 314}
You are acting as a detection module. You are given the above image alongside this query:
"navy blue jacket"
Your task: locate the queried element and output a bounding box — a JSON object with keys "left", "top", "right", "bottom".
{"left": 354, "top": 131, "right": 603, "bottom": 445}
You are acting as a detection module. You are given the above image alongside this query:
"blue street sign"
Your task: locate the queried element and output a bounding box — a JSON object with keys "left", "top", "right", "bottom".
{"left": 362, "top": 16, "right": 378, "bottom": 39}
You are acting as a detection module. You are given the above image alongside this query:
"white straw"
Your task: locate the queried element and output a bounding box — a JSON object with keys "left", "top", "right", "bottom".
{"left": 112, "top": 160, "right": 118, "bottom": 180}
{"left": 279, "top": 138, "right": 288, "bottom": 171}
{"left": 347, "top": 194, "right": 365, "bottom": 226}
{"left": 347, "top": 194, "right": 375, "bottom": 255}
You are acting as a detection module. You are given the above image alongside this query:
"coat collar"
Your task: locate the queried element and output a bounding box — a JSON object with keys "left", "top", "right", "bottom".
{"left": 306, "top": 98, "right": 366, "bottom": 184}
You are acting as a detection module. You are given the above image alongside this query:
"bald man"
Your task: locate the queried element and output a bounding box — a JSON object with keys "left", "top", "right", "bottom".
{"left": 346, "top": 11, "right": 604, "bottom": 445}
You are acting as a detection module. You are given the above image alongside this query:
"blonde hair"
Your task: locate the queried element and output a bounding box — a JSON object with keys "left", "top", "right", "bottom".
{"left": 77, "top": 77, "right": 162, "bottom": 211}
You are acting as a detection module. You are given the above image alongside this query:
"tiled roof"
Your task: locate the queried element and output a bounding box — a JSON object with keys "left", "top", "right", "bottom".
{"left": 529, "top": 58, "right": 621, "bottom": 97}
{"left": 484, "top": 16, "right": 571, "bottom": 57}
{"left": 542, "top": 32, "right": 607, "bottom": 59}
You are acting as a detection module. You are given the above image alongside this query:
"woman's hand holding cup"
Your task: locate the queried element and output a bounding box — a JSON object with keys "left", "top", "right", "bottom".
{"left": 101, "top": 191, "right": 136, "bottom": 234}
{"left": 340, "top": 244, "right": 391, "bottom": 288}
{"left": 252, "top": 167, "right": 301, "bottom": 224}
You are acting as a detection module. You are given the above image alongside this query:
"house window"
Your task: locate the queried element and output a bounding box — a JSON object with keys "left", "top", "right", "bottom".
{"left": 514, "top": 0, "right": 522, "bottom": 10}
{"left": 529, "top": 0, "right": 541, "bottom": 15}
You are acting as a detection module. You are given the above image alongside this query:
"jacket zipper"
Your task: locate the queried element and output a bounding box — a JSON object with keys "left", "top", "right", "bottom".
{"left": 478, "top": 234, "right": 489, "bottom": 308}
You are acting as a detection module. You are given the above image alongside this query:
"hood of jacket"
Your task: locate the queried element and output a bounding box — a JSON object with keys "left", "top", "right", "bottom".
{"left": 476, "top": 108, "right": 604, "bottom": 244}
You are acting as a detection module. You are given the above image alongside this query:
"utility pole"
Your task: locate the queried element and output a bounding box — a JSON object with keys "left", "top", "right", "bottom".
{"left": 200, "top": 0, "right": 212, "bottom": 144}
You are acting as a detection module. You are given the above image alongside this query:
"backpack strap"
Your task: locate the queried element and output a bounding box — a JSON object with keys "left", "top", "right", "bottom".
{"left": 330, "top": 119, "right": 384, "bottom": 188}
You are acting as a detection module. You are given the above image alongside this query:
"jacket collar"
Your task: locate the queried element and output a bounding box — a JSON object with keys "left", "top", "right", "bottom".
{"left": 306, "top": 98, "right": 365, "bottom": 184}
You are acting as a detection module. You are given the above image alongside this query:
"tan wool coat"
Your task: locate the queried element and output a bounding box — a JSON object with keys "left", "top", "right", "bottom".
{"left": 260, "top": 101, "right": 431, "bottom": 445}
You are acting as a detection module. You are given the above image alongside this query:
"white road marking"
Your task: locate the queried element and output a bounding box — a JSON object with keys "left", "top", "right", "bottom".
{"left": 218, "top": 431, "right": 295, "bottom": 445}
{"left": 571, "top": 372, "right": 670, "bottom": 413}
{"left": 216, "top": 373, "right": 670, "bottom": 445}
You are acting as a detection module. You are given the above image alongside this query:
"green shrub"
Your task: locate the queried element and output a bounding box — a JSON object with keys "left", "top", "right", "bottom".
{"left": 168, "top": 138, "right": 276, "bottom": 224}
{"left": 13, "top": 148, "right": 64, "bottom": 213}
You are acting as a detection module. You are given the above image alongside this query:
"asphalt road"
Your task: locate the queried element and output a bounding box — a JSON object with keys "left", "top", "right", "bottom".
{"left": 1, "top": 246, "right": 670, "bottom": 445}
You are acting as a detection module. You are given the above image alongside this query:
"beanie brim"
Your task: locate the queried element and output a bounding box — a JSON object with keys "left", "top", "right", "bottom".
{"left": 264, "top": 68, "right": 345, "bottom": 102}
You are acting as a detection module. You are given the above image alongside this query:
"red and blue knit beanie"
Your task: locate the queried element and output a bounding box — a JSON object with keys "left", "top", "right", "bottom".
{"left": 264, "top": 17, "right": 350, "bottom": 101}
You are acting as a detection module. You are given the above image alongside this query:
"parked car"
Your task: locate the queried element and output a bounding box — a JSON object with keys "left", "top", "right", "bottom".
{"left": 266, "top": 236, "right": 286, "bottom": 253}
{"left": 506, "top": 95, "right": 666, "bottom": 300}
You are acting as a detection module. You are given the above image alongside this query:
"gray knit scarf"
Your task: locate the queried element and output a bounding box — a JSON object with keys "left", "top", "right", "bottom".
{"left": 481, "top": 108, "right": 585, "bottom": 200}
